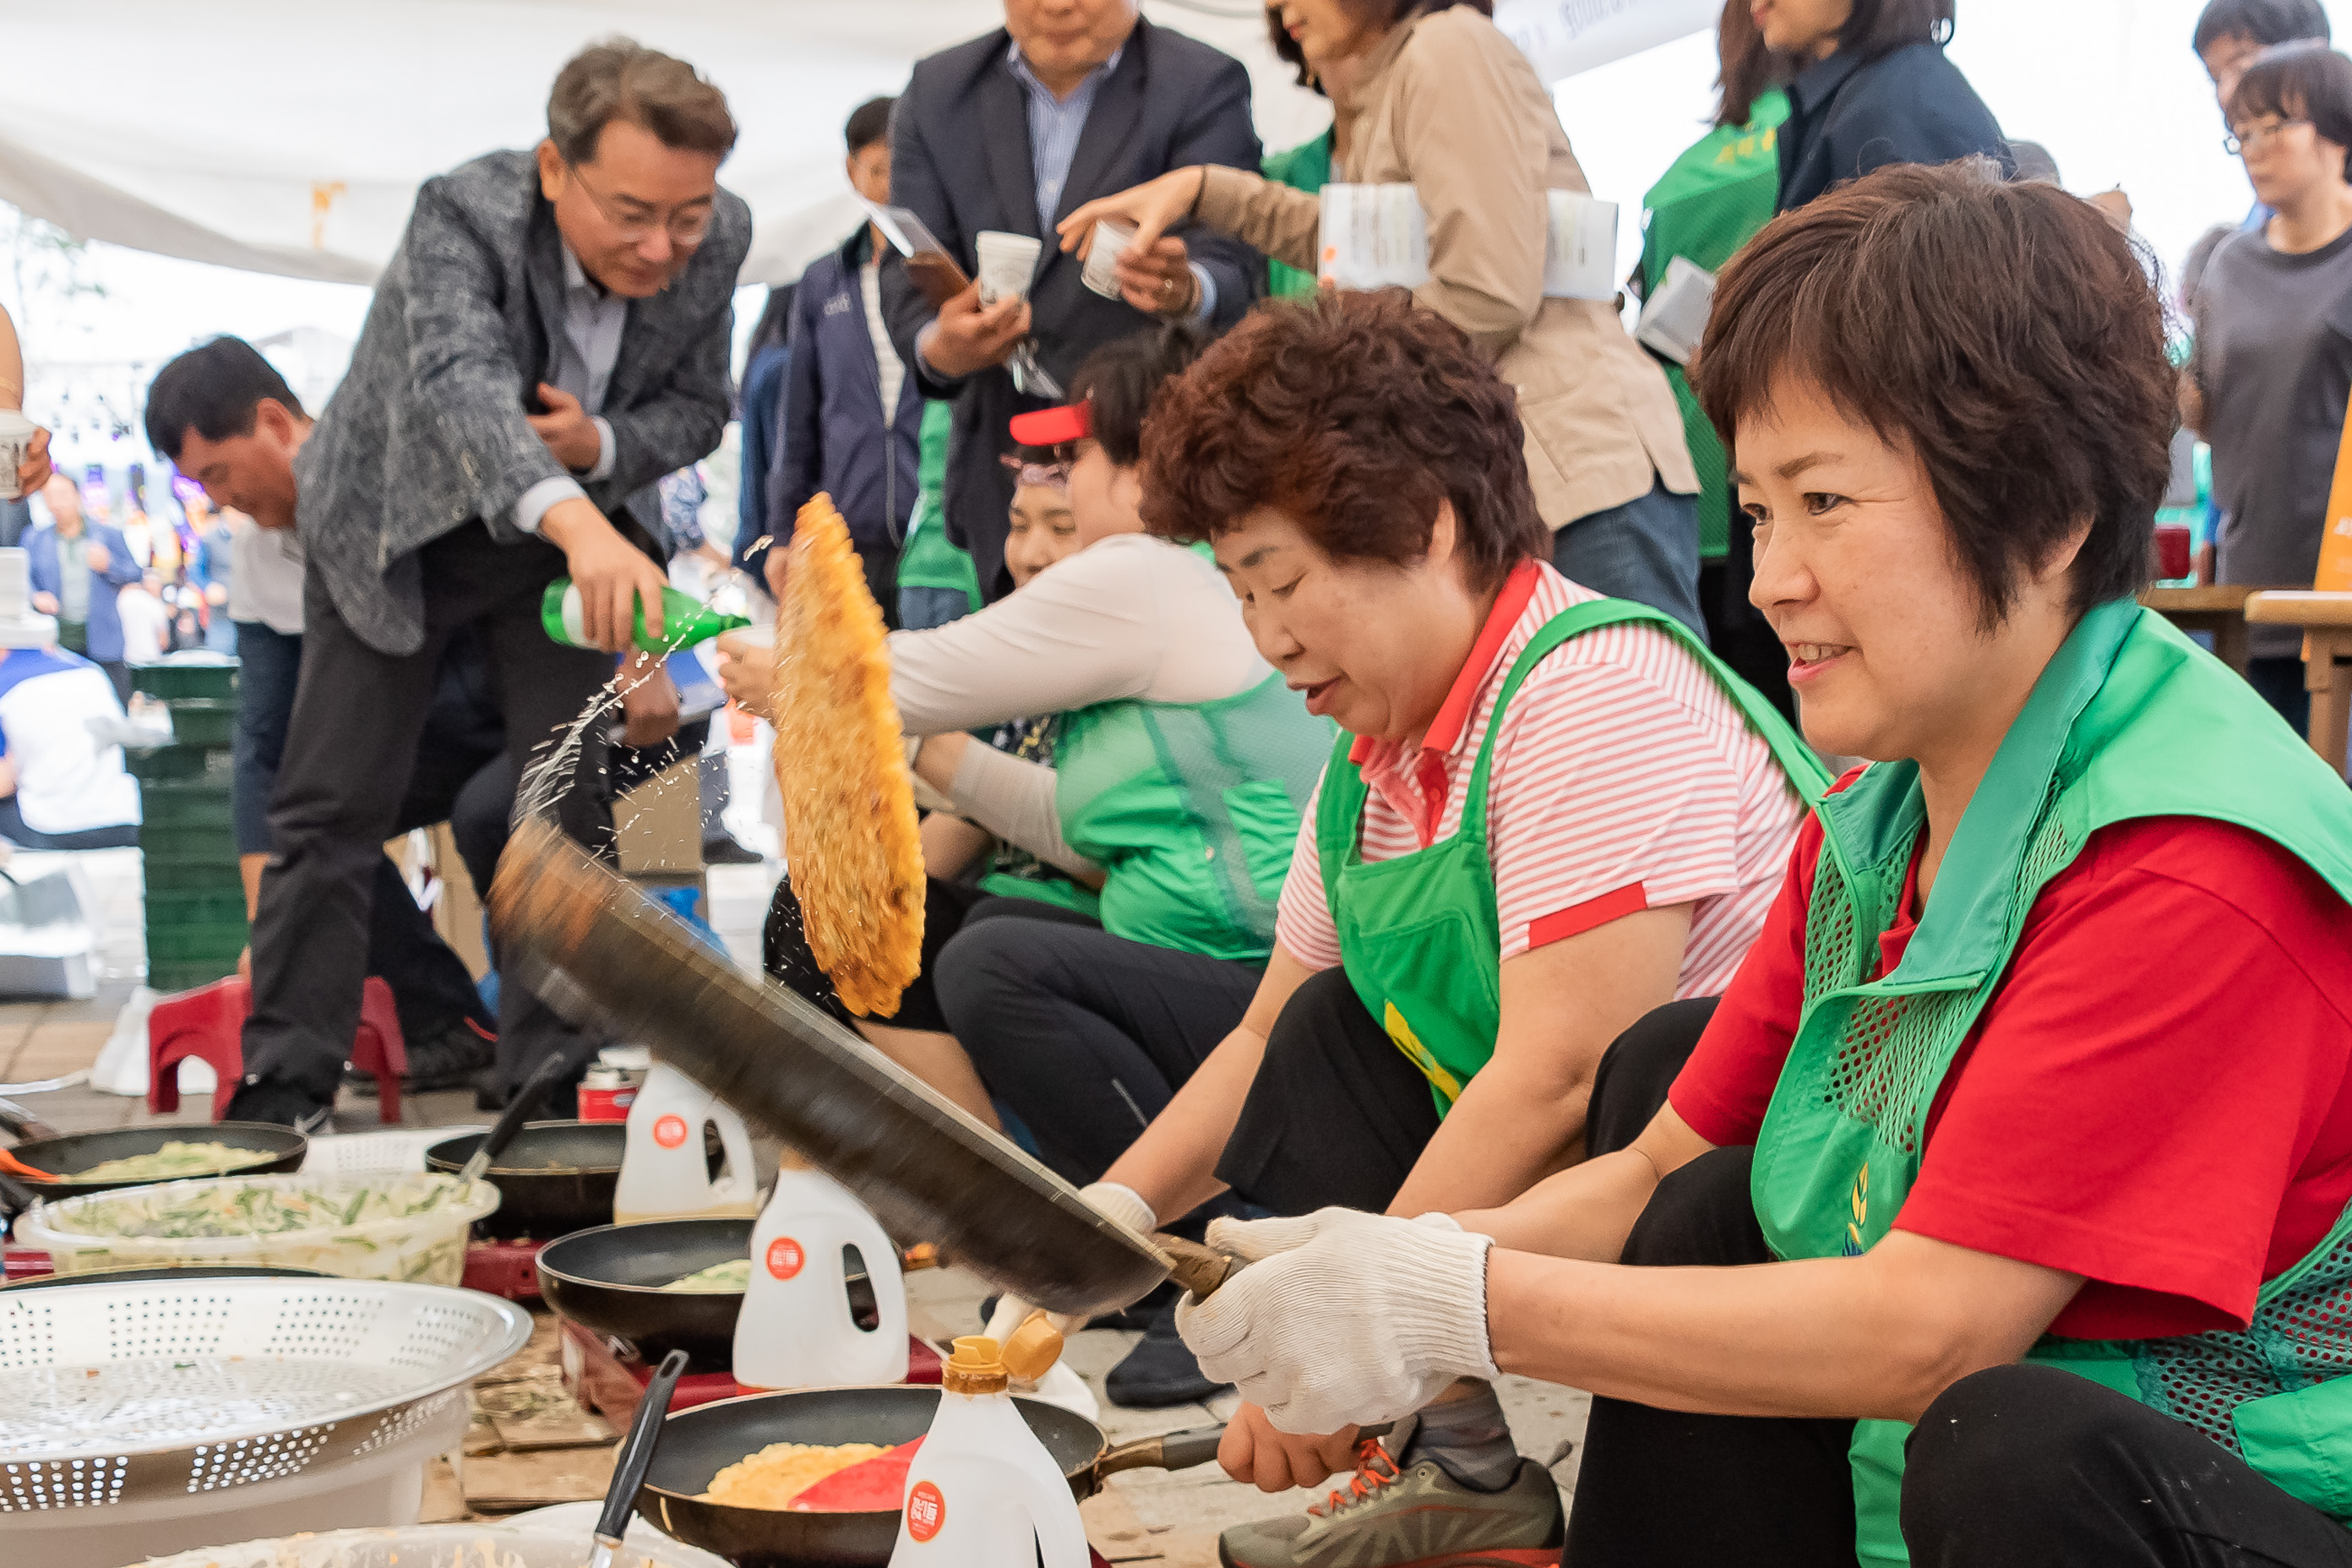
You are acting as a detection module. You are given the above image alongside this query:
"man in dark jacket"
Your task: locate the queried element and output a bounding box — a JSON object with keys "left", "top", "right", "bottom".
{"left": 882, "top": 0, "right": 1260, "bottom": 602}
{"left": 227, "top": 41, "right": 751, "bottom": 1129}
{"left": 25, "top": 474, "right": 142, "bottom": 703}
{"left": 772, "top": 97, "right": 923, "bottom": 624}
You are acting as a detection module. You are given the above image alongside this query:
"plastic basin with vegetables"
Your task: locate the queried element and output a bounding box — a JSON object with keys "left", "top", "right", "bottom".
{"left": 133, "top": 1523, "right": 732, "bottom": 1568}
{"left": 14, "top": 1171, "right": 498, "bottom": 1284}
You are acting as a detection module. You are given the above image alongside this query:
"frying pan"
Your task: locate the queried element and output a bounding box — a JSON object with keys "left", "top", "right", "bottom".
{"left": 490, "top": 819, "right": 1236, "bottom": 1318}
{"left": 537, "top": 1217, "right": 754, "bottom": 1372}
{"left": 425, "top": 1120, "right": 625, "bottom": 1240}
{"left": 1, "top": 1262, "right": 329, "bottom": 1291}
{"left": 0, "top": 1097, "right": 306, "bottom": 1206}
{"left": 639, "top": 1385, "right": 1225, "bottom": 1568}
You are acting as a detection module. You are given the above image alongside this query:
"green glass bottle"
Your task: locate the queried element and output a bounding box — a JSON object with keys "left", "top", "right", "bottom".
{"left": 542, "top": 580, "right": 751, "bottom": 653}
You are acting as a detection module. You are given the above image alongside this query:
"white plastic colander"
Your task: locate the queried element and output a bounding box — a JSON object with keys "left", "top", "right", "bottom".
{"left": 0, "top": 1276, "right": 528, "bottom": 1511}
{"left": 301, "top": 1124, "right": 487, "bottom": 1179}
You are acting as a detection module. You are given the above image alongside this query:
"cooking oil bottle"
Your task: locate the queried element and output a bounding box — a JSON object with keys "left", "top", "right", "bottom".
{"left": 732, "top": 1151, "right": 911, "bottom": 1388}
{"left": 888, "top": 1328, "right": 1089, "bottom": 1568}
{"left": 612, "top": 1061, "right": 760, "bottom": 1225}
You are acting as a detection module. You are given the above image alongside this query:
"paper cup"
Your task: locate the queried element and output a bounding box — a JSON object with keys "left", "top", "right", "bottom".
{"left": 1081, "top": 220, "right": 1135, "bottom": 300}
{"left": 0, "top": 411, "right": 35, "bottom": 503}
{"left": 974, "top": 230, "right": 1043, "bottom": 305}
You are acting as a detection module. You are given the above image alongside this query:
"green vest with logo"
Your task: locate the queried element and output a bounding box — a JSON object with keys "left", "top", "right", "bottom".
{"left": 1056, "top": 673, "right": 1333, "bottom": 965}
{"left": 1750, "top": 599, "right": 2352, "bottom": 1562}
{"left": 1316, "top": 599, "right": 1828, "bottom": 1108}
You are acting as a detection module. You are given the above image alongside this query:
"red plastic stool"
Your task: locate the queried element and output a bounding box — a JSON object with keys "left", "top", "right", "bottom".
{"left": 149, "top": 976, "right": 408, "bottom": 1123}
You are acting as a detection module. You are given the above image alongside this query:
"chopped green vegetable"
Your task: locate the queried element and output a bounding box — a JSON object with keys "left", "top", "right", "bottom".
{"left": 57, "top": 1174, "right": 478, "bottom": 1240}
{"left": 659, "top": 1257, "right": 752, "bottom": 1293}
{"left": 70, "top": 1142, "right": 273, "bottom": 1183}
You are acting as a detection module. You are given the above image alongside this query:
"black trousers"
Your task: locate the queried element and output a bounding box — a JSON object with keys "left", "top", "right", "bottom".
{"left": 936, "top": 917, "right": 1264, "bottom": 1190}
{"left": 763, "top": 871, "right": 1098, "bottom": 1037}
{"left": 242, "top": 522, "right": 618, "bottom": 1108}
{"left": 1564, "top": 1013, "right": 2352, "bottom": 1568}
{"left": 237, "top": 618, "right": 498, "bottom": 1048}
{"left": 1215, "top": 969, "right": 1716, "bottom": 1217}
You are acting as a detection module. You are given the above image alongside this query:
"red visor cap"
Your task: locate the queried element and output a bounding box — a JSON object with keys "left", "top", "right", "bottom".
{"left": 1008, "top": 401, "right": 1092, "bottom": 446}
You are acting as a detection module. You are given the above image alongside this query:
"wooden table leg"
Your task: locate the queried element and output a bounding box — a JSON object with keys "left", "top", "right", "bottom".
{"left": 2306, "top": 629, "right": 2352, "bottom": 777}
{"left": 2213, "top": 616, "right": 2252, "bottom": 677}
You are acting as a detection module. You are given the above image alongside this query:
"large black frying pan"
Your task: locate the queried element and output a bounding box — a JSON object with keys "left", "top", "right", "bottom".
{"left": 491, "top": 818, "right": 1237, "bottom": 1317}
{"left": 640, "top": 1385, "right": 1224, "bottom": 1567}
{"left": 537, "top": 1217, "right": 753, "bottom": 1372}
{"left": 0, "top": 1097, "right": 306, "bottom": 1207}
{"left": 426, "top": 1119, "right": 625, "bottom": 1240}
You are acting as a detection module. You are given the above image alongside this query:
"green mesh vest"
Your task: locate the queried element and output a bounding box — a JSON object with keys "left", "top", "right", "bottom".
{"left": 1054, "top": 672, "right": 1334, "bottom": 964}
{"left": 1636, "top": 90, "right": 1788, "bottom": 562}
{"left": 1263, "top": 131, "right": 1332, "bottom": 301}
{"left": 1750, "top": 600, "right": 2352, "bottom": 1561}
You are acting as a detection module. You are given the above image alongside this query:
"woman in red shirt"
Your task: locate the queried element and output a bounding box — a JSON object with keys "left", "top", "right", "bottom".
{"left": 1174, "top": 161, "right": 2352, "bottom": 1567}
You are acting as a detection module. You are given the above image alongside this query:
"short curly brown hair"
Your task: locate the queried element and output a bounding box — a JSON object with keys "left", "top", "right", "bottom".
{"left": 1695, "top": 159, "right": 2174, "bottom": 624}
{"left": 1139, "top": 291, "right": 1549, "bottom": 592}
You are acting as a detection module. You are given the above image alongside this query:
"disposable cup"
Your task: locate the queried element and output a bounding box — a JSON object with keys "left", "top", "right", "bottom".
{"left": 1081, "top": 220, "right": 1136, "bottom": 299}
{"left": 0, "top": 411, "right": 35, "bottom": 502}
{"left": 975, "top": 230, "right": 1043, "bottom": 304}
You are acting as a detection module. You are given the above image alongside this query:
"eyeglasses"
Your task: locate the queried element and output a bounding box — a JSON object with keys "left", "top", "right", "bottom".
{"left": 2224, "top": 117, "right": 2311, "bottom": 155}
{"left": 564, "top": 161, "right": 714, "bottom": 246}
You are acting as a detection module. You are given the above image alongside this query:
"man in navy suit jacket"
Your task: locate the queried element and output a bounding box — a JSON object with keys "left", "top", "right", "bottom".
{"left": 25, "top": 473, "right": 141, "bottom": 704}
{"left": 882, "top": 0, "right": 1260, "bottom": 602}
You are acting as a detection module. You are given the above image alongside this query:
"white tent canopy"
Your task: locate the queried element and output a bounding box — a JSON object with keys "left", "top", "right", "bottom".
{"left": 0, "top": 0, "right": 1716, "bottom": 291}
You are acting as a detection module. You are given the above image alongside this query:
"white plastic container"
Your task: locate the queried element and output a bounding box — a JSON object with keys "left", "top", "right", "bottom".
{"left": 134, "top": 1522, "right": 732, "bottom": 1568}
{"left": 889, "top": 1334, "right": 1089, "bottom": 1568}
{"left": 613, "top": 1060, "right": 760, "bottom": 1224}
{"left": 733, "top": 1157, "right": 909, "bottom": 1389}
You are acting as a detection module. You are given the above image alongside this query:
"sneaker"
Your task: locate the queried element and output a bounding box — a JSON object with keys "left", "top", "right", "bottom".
{"left": 700, "top": 835, "right": 765, "bottom": 865}
{"left": 1104, "top": 1298, "right": 1228, "bottom": 1407}
{"left": 1218, "top": 1440, "right": 1563, "bottom": 1568}
{"left": 221, "top": 1078, "right": 336, "bottom": 1135}
{"left": 345, "top": 1018, "right": 495, "bottom": 1096}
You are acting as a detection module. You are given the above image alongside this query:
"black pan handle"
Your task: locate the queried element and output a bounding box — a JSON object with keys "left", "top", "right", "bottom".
{"left": 460, "top": 1053, "right": 572, "bottom": 1186}
{"left": 0, "top": 1163, "right": 45, "bottom": 1217}
{"left": 0, "top": 1097, "right": 61, "bottom": 1144}
{"left": 1095, "top": 1424, "right": 1228, "bottom": 1481}
{"left": 598, "top": 1348, "right": 689, "bottom": 1549}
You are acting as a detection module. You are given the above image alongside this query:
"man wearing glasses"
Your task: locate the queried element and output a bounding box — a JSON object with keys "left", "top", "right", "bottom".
{"left": 227, "top": 41, "right": 751, "bottom": 1129}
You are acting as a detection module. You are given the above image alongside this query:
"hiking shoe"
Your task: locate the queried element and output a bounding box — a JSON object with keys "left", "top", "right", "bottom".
{"left": 701, "top": 834, "right": 765, "bottom": 865}
{"left": 221, "top": 1078, "right": 335, "bottom": 1135}
{"left": 346, "top": 1017, "right": 496, "bottom": 1096}
{"left": 1218, "top": 1440, "right": 1563, "bottom": 1568}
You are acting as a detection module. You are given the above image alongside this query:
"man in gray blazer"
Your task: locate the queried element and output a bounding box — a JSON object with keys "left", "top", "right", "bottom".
{"left": 883, "top": 0, "right": 1260, "bottom": 602}
{"left": 221, "top": 41, "right": 751, "bottom": 1128}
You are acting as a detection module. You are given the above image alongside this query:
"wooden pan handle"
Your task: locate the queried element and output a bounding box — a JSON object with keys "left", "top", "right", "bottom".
{"left": 1152, "top": 1232, "right": 1244, "bottom": 1299}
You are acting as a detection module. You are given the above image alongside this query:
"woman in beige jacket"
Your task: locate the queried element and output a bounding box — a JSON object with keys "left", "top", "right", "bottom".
{"left": 1059, "top": 0, "right": 1705, "bottom": 636}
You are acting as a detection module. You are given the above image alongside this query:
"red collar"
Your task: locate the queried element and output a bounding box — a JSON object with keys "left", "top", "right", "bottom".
{"left": 1347, "top": 559, "right": 1543, "bottom": 765}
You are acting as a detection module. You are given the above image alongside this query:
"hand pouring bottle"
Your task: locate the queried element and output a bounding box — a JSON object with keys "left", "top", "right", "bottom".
{"left": 733, "top": 1151, "right": 910, "bottom": 1387}
{"left": 612, "top": 1061, "right": 760, "bottom": 1225}
{"left": 889, "top": 1328, "right": 1089, "bottom": 1568}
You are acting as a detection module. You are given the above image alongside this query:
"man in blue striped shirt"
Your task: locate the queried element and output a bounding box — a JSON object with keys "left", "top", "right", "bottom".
{"left": 882, "top": 0, "right": 1262, "bottom": 603}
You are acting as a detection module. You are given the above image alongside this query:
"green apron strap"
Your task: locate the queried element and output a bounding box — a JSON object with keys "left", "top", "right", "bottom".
{"left": 1315, "top": 724, "right": 1368, "bottom": 937}
{"left": 1461, "top": 598, "right": 1832, "bottom": 839}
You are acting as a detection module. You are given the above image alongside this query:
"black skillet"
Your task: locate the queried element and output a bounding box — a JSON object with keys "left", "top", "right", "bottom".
{"left": 640, "top": 1385, "right": 1225, "bottom": 1568}
{"left": 536, "top": 1217, "right": 754, "bottom": 1372}
{"left": 426, "top": 1119, "right": 624, "bottom": 1240}
{"left": 0, "top": 1097, "right": 305, "bottom": 1206}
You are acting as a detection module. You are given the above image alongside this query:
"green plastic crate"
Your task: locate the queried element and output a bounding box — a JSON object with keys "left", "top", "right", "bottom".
{"left": 141, "top": 861, "right": 247, "bottom": 895}
{"left": 126, "top": 744, "right": 233, "bottom": 783}
{"left": 139, "top": 824, "right": 239, "bottom": 865}
{"left": 148, "top": 960, "right": 237, "bottom": 993}
{"left": 144, "top": 923, "right": 252, "bottom": 964}
{"left": 139, "top": 784, "right": 236, "bottom": 831}
{"left": 165, "top": 700, "right": 238, "bottom": 748}
{"left": 144, "top": 890, "right": 249, "bottom": 927}
{"left": 131, "top": 661, "right": 238, "bottom": 702}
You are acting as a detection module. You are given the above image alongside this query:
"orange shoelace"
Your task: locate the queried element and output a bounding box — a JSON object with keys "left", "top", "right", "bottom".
{"left": 1308, "top": 1438, "right": 1402, "bottom": 1518}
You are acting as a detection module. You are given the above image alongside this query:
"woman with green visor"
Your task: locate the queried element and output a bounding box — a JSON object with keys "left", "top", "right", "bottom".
{"left": 1174, "top": 161, "right": 2352, "bottom": 1568}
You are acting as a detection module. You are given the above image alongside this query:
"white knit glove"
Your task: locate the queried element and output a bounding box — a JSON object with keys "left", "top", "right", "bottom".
{"left": 984, "top": 1180, "right": 1158, "bottom": 1345}
{"left": 1174, "top": 1209, "right": 1495, "bottom": 1436}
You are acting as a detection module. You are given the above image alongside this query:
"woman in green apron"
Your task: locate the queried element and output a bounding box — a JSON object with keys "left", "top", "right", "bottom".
{"left": 1173, "top": 164, "right": 2352, "bottom": 1568}
{"left": 972, "top": 289, "right": 1817, "bottom": 1566}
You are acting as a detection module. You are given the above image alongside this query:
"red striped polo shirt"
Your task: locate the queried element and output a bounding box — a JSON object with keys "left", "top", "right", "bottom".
{"left": 1274, "top": 559, "right": 1809, "bottom": 994}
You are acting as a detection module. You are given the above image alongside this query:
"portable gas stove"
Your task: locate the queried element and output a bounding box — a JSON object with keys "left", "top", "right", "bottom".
{"left": 464, "top": 1236, "right": 549, "bottom": 1299}
{"left": 557, "top": 1317, "right": 945, "bottom": 1424}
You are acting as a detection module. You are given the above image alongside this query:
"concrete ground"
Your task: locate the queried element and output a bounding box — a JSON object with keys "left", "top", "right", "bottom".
{"left": 0, "top": 841, "right": 1590, "bottom": 1565}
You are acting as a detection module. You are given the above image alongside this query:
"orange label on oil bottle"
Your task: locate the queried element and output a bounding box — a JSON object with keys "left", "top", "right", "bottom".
{"left": 652, "top": 1113, "right": 689, "bottom": 1149}
{"left": 765, "top": 1237, "right": 805, "bottom": 1280}
{"left": 906, "top": 1479, "right": 945, "bottom": 1543}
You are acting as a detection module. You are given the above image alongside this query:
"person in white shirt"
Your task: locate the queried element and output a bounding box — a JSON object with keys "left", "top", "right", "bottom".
{"left": 0, "top": 547, "right": 139, "bottom": 851}
{"left": 115, "top": 576, "right": 171, "bottom": 662}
